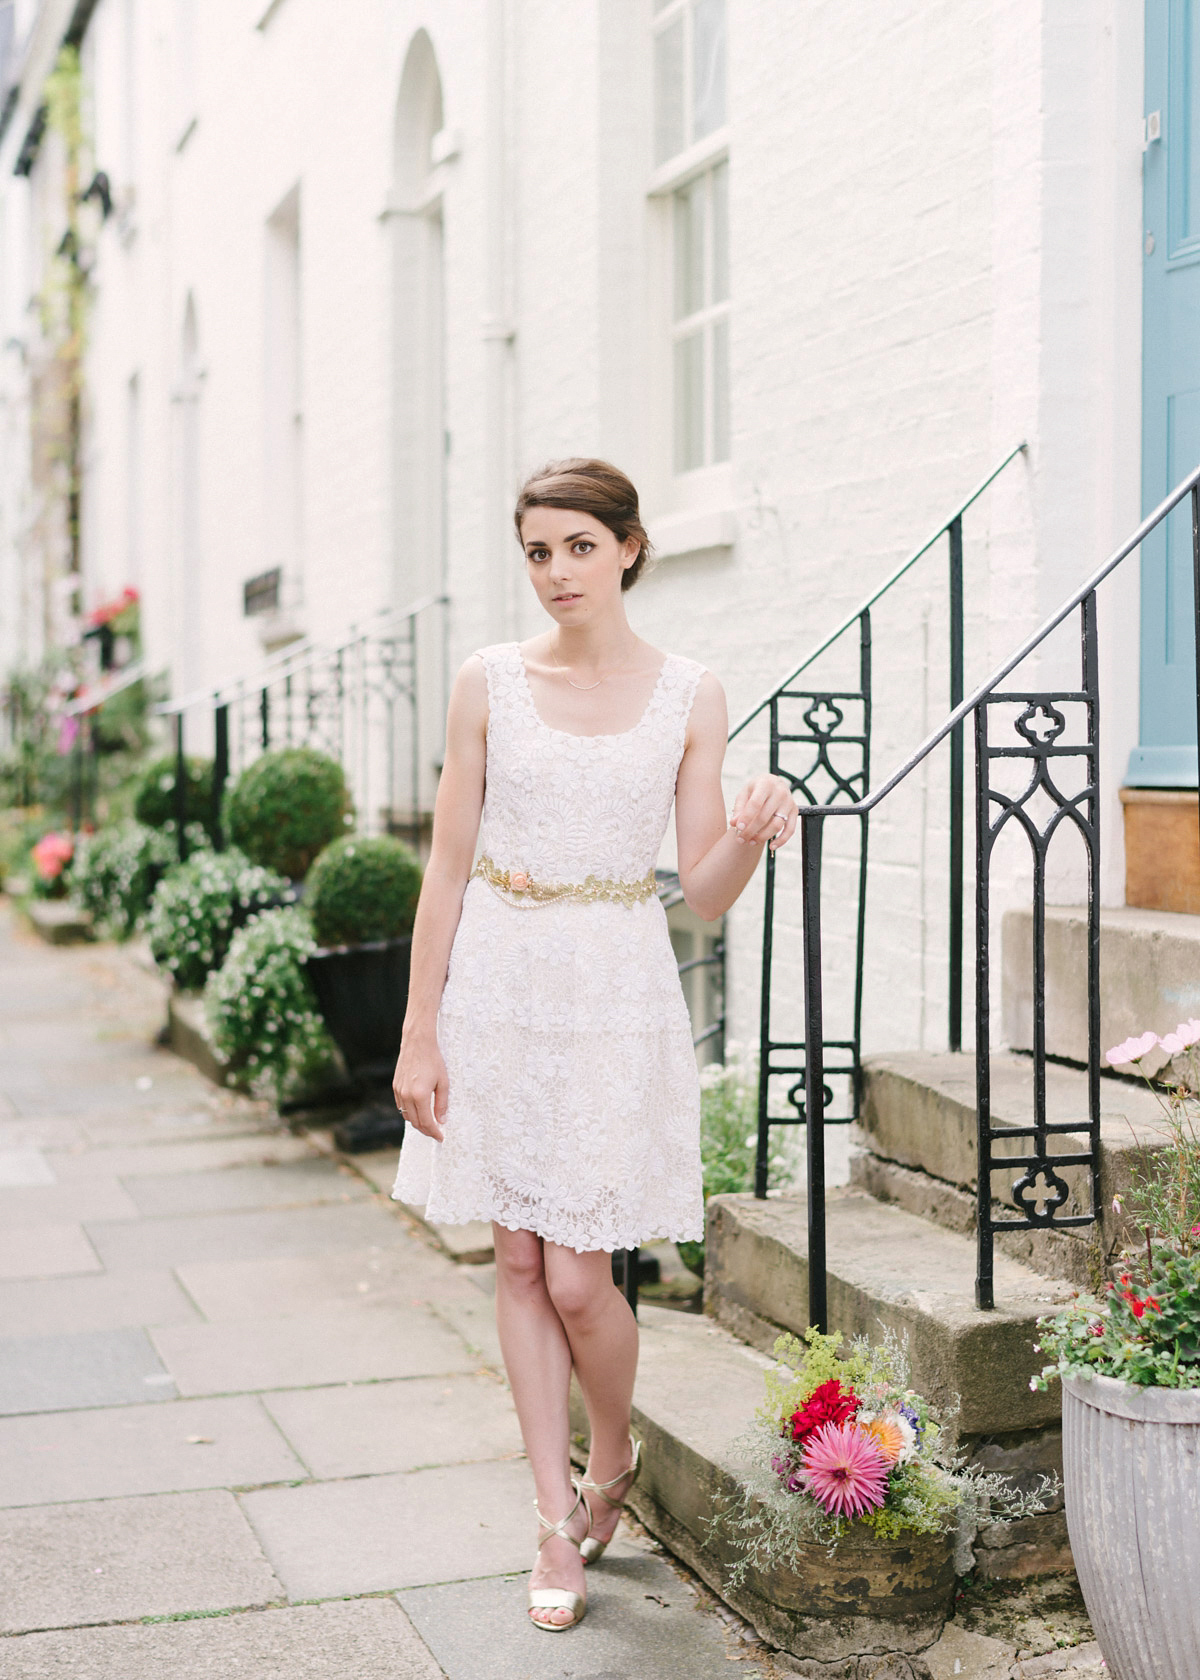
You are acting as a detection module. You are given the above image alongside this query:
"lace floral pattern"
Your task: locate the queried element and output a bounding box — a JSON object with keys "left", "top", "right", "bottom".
{"left": 393, "top": 643, "right": 707, "bottom": 1251}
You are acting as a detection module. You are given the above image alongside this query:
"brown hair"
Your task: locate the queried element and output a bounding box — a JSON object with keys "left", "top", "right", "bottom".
{"left": 513, "top": 458, "right": 653, "bottom": 591}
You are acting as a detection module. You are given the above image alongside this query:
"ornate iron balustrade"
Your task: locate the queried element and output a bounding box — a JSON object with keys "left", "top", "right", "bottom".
{"left": 765, "top": 461, "right": 1200, "bottom": 1325}
{"left": 157, "top": 594, "right": 449, "bottom": 854}
{"left": 727, "top": 445, "right": 1028, "bottom": 1205}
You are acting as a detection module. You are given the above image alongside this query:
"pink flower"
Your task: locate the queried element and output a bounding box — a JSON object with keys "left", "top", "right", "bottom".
{"left": 800, "top": 1422, "right": 890, "bottom": 1520}
{"left": 1105, "top": 1032, "right": 1160, "bottom": 1066}
{"left": 31, "top": 832, "right": 74, "bottom": 882}
{"left": 1160, "top": 1032, "right": 1187, "bottom": 1057}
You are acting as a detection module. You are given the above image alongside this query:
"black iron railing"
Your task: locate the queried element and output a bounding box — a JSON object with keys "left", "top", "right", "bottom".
{"left": 754, "top": 460, "right": 1200, "bottom": 1325}
{"left": 729, "top": 445, "right": 1028, "bottom": 1203}
{"left": 157, "top": 594, "right": 449, "bottom": 855}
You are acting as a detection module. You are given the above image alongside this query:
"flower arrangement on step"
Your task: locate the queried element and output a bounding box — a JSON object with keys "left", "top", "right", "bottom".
{"left": 1033, "top": 1020, "right": 1200, "bottom": 1393}
{"left": 715, "top": 1327, "right": 1053, "bottom": 1581}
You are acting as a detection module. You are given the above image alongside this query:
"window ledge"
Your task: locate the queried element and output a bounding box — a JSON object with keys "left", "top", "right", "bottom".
{"left": 649, "top": 507, "right": 737, "bottom": 560}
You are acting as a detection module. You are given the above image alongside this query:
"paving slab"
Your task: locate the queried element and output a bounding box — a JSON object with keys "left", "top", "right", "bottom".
{"left": 0, "top": 1177, "right": 141, "bottom": 1226}
{"left": 0, "top": 1147, "right": 56, "bottom": 1186}
{"left": 398, "top": 1536, "right": 766, "bottom": 1680}
{"left": 0, "top": 1267, "right": 199, "bottom": 1337}
{"left": 45, "top": 1132, "right": 317, "bottom": 1181}
{"left": 0, "top": 1488, "right": 284, "bottom": 1633}
{"left": 120, "top": 1157, "right": 369, "bottom": 1217}
{"left": 263, "top": 1371, "right": 523, "bottom": 1478}
{"left": 0, "top": 1221, "right": 101, "bottom": 1280}
{"left": 151, "top": 1302, "right": 477, "bottom": 1395}
{"left": 0, "top": 1393, "right": 306, "bottom": 1507}
{"left": 241, "top": 1456, "right": 535, "bottom": 1598}
{"left": 924, "top": 1621, "right": 1016, "bottom": 1678}
{"left": 175, "top": 1240, "right": 458, "bottom": 1321}
{"left": 0, "top": 1326, "right": 178, "bottom": 1415}
{"left": 85, "top": 1199, "right": 403, "bottom": 1270}
{"left": 0, "top": 1118, "right": 88, "bottom": 1151}
{"left": 0, "top": 1598, "right": 445, "bottom": 1680}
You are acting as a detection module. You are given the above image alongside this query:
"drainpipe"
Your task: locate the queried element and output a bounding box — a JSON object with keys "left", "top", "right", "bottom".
{"left": 482, "top": 0, "right": 514, "bottom": 642}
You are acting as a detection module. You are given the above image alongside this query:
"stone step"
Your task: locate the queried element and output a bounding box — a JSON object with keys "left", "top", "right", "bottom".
{"left": 860, "top": 1050, "right": 1170, "bottom": 1257}
{"left": 1002, "top": 903, "right": 1200, "bottom": 1063}
{"left": 703, "top": 1188, "right": 1069, "bottom": 1441}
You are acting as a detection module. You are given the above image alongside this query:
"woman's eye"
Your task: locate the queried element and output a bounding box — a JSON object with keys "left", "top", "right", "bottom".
{"left": 572, "top": 542, "right": 594, "bottom": 554}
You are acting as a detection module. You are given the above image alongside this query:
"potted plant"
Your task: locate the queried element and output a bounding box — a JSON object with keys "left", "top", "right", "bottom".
{"left": 223, "top": 747, "right": 351, "bottom": 881}
{"left": 1033, "top": 1021, "right": 1200, "bottom": 1680}
{"left": 146, "top": 848, "right": 292, "bottom": 991}
{"left": 134, "top": 753, "right": 218, "bottom": 843}
{"left": 302, "top": 833, "right": 422, "bottom": 1151}
{"left": 69, "top": 820, "right": 177, "bottom": 939}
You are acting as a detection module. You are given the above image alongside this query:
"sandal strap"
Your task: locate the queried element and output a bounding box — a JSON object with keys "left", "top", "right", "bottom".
{"left": 580, "top": 1437, "right": 641, "bottom": 1510}
{"left": 534, "top": 1480, "right": 587, "bottom": 1552}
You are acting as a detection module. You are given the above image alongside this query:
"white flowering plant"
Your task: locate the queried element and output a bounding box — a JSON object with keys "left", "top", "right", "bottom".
{"left": 147, "top": 848, "right": 292, "bottom": 990}
{"left": 70, "top": 820, "right": 203, "bottom": 939}
{"left": 1034, "top": 1020, "right": 1200, "bottom": 1393}
{"left": 204, "top": 906, "right": 336, "bottom": 1103}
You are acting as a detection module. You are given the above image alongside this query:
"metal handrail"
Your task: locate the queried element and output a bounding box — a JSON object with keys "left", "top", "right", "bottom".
{"left": 780, "top": 458, "right": 1200, "bottom": 1328}
{"left": 728, "top": 442, "right": 1028, "bottom": 742}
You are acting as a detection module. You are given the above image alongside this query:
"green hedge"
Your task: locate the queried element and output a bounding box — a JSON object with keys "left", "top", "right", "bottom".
{"left": 223, "top": 748, "right": 350, "bottom": 880}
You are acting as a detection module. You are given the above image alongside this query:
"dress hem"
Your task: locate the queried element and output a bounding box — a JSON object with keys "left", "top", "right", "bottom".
{"left": 388, "top": 1189, "right": 702, "bottom": 1254}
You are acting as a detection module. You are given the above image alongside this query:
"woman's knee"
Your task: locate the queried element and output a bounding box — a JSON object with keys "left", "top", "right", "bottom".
{"left": 545, "top": 1252, "right": 610, "bottom": 1327}
{"left": 493, "top": 1227, "right": 546, "bottom": 1294}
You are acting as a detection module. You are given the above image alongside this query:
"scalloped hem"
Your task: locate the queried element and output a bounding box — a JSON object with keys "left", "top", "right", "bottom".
{"left": 389, "top": 1189, "right": 702, "bottom": 1255}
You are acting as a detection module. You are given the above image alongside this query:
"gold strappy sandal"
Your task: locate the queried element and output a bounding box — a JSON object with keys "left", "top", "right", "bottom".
{"left": 579, "top": 1436, "right": 642, "bottom": 1564}
{"left": 528, "top": 1481, "right": 588, "bottom": 1632}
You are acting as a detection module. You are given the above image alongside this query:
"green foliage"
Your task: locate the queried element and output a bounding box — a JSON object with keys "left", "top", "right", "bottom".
{"left": 1127, "top": 1104, "right": 1200, "bottom": 1259}
{"left": 147, "top": 849, "right": 291, "bottom": 990}
{"left": 223, "top": 748, "right": 351, "bottom": 880}
{"left": 68, "top": 821, "right": 180, "bottom": 939}
{"left": 134, "top": 755, "right": 216, "bottom": 839}
{"left": 305, "top": 834, "right": 422, "bottom": 948}
{"left": 205, "top": 907, "right": 336, "bottom": 1102}
{"left": 1034, "top": 1249, "right": 1200, "bottom": 1393}
{"left": 677, "top": 1045, "right": 799, "bottom": 1276}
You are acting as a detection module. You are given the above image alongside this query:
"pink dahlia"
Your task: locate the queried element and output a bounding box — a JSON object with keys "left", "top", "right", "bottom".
{"left": 800, "top": 1422, "right": 889, "bottom": 1520}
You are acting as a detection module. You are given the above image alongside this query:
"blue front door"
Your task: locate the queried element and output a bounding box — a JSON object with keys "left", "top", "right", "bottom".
{"left": 1135, "top": 0, "right": 1200, "bottom": 786}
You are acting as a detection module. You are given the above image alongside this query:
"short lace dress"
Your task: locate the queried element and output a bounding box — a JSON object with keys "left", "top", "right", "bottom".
{"left": 392, "top": 641, "right": 705, "bottom": 1252}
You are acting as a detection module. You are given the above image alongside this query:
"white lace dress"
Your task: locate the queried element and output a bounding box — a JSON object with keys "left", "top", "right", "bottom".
{"left": 392, "top": 642, "right": 705, "bottom": 1252}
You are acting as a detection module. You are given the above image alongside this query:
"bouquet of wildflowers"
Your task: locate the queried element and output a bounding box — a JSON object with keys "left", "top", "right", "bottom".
{"left": 1034, "top": 1020, "right": 1200, "bottom": 1393}
{"left": 716, "top": 1328, "right": 1052, "bottom": 1580}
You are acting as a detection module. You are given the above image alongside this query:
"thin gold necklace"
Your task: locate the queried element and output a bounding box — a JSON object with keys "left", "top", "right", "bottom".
{"left": 550, "top": 643, "right": 625, "bottom": 691}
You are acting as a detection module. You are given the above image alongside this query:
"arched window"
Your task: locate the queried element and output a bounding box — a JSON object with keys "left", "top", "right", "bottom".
{"left": 389, "top": 30, "right": 445, "bottom": 611}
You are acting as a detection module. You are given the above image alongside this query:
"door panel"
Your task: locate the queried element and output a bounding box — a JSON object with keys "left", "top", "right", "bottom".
{"left": 1136, "top": 0, "right": 1200, "bottom": 786}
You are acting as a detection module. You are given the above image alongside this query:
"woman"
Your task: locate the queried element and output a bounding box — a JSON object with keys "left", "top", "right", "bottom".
{"left": 392, "top": 458, "right": 797, "bottom": 1632}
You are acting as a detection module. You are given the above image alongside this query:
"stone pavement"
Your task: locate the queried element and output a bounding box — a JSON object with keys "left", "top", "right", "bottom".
{"left": 0, "top": 903, "right": 1108, "bottom": 1680}
{"left": 0, "top": 903, "right": 789, "bottom": 1680}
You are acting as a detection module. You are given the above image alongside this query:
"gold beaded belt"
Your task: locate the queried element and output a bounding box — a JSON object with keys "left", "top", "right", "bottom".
{"left": 472, "top": 853, "right": 657, "bottom": 908}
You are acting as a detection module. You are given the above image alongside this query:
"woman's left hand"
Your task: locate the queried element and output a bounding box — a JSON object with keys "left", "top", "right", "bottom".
{"left": 730, "top": 774, "right": 799, "bottom": 851}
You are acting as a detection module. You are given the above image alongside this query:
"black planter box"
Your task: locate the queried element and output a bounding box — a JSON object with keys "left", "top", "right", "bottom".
{"left": 304, "top": 937, "right": 411, "bottom": 1152}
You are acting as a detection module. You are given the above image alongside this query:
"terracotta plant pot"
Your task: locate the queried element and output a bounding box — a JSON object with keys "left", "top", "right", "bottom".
{"left": 1062, "top": 1371, "right": 1200, "bottom": 1680}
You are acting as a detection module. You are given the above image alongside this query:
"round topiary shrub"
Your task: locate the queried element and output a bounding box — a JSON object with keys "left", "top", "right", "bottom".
{"left": 305, "top": 834, "right": 423, "bottom": 948}
{"left": 223, "top": 748, "right": 351, "bottom": 880}
{"left": 205, "top": 906, "right": 336, "bottom": 1102}
{"left": 146, "top": 849, "right": 292, "bottom": 991}
{"left": 134, "top": 754, "right": 217, "bottom": 839}
{"left": 69, "top": 820, "right": 191, "bottom": 939}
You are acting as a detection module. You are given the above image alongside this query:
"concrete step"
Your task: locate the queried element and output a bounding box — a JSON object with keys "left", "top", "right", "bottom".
{"left": 1002, "top": 904, "right": 1200, "bottom": 1063}
{"left": 703, "top": 1189, "right": 1069, "bottom": 1441}
{"left": 860, "top": 1050, "right": 1170, "bottom": 1260}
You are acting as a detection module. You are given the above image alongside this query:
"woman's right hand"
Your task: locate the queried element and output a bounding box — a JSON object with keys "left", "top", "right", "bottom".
{"left": 393, "top": 1032, "right": 449, "bottom": 1142}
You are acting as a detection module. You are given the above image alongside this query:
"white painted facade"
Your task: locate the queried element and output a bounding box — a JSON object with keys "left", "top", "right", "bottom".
{"left": 0, "top": 0, "right": 1153, "bottom": 1062}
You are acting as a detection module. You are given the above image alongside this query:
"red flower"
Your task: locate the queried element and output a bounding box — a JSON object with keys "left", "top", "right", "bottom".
{"left": 788, "top": 1379, "right": 860, "bottom": 1445}
{"left": 1145, "top": 1296, "right": 1162, "bottom": 1314}
{"left": 1120, "top": 1290, "right": 1146, "bottom": 1319}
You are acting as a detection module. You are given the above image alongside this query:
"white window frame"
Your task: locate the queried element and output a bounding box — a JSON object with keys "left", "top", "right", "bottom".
{"left": 648, "top": 0, "right": 731, "bottom": 520}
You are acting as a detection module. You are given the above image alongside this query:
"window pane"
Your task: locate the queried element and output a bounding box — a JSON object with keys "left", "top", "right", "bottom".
{"left": 673, "top": 177, "right": 705, "bottom": 320}
{"left": 692, "top": 0, "right": 726, "bottom": 140}
{"left": 654, "top": 17, "right": 685, "bottom": 165}
{"left": 711, "top": 159, "right": 729, "bottom": 302}
{"left": 674, "top": 331, "right": 705, "bottom": 472}
{"left": 711, "top": 316, "right": 730, "bottom": 462}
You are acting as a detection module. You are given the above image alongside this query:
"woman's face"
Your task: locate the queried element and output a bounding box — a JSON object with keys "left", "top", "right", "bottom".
{"left": 520, "top": 506, "right": 639, "bottom": 625}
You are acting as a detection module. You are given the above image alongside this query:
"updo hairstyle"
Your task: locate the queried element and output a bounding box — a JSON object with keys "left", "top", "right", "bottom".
{"left": 513, "top": 458, "right": 653, "bottom": 592}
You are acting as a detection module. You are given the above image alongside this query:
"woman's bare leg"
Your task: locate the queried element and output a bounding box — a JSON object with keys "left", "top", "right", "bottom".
{"left": 542, "top": 1244, "right": 640, "bottom": 1551}
{"left": 491, "top": 1225, "right": 588, "bottom": 1627}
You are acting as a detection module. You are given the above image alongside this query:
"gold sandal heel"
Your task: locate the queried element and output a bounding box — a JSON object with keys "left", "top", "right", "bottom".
{"left": 579, "top": 1436, "right": 641, "bottom": 1565}
{"left": 528, "top": 1481, "right": 588, "bottom": 1632}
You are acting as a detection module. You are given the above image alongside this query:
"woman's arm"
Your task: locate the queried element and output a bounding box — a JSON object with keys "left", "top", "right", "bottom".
{"left": 674, "top": 672, "right": 798, "bottom": 922}
{"left": 393, "top": 656, "right": 488, "bottom": 1140}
